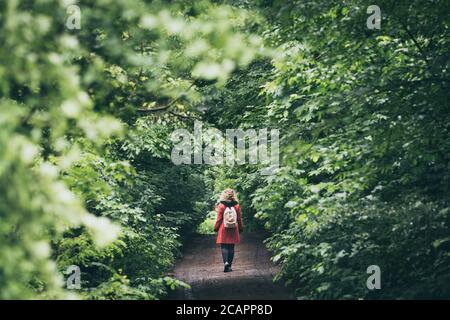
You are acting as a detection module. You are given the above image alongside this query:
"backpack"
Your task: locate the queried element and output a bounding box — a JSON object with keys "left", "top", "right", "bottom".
{"left": 223, "top": 206, "right": 237, "bottom": 228}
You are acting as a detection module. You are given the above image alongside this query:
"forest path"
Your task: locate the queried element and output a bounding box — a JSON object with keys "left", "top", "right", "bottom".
{"left": 169, "top": 232, "right": 294, "bottom": 300}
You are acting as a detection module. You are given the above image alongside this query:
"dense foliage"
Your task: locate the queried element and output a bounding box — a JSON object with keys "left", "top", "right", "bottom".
{"left": 212, "top": 0, "right": 450, "bottom": 299}
{"left": 0, "top": 0, "right": 263, "bottom": 299}
{"left": 1, "top": 0, "right": 449, "bottom": 300}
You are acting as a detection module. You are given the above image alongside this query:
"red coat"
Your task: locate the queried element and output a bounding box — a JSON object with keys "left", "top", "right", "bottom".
{"left": 214, "top": 203, "right": 243, "bottom": 244}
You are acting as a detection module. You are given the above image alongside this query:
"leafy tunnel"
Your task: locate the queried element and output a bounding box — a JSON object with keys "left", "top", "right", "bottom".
{"left": 1, "top": 0, "right": 449, "bottom": 300}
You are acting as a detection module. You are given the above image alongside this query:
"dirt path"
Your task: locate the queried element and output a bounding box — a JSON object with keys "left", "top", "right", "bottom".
{"left": 169, "top": 232, "right": 294, "bottom": 300}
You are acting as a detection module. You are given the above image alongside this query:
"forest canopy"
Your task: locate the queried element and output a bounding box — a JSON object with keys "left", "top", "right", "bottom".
{"left": 0, "top": 0, "right": 449, "bottom": 299}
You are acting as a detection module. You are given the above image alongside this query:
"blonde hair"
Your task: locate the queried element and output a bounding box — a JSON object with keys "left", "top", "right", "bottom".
{"left": 219, "top": 188, "right": 238, "bottom": 202}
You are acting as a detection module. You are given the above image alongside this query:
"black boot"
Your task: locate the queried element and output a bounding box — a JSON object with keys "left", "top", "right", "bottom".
{"left": 224, "top": 262, "right": 230, "bottom": 272}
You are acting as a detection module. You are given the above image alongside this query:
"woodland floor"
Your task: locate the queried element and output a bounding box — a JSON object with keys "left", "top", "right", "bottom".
{"left": 169, "top": 232, "right": 294, "bottom": 300}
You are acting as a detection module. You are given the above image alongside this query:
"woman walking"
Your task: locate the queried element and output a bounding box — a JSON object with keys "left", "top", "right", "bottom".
{"left": 214, "top": 189, "right": 244, "bottom": 272}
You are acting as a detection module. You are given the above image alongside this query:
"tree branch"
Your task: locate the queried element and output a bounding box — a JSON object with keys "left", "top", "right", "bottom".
{"left": 137, "top": 82, "right": 195, "bottom": 114}
{"left": 168, "top": 111, "right": 201, "bottom": 121}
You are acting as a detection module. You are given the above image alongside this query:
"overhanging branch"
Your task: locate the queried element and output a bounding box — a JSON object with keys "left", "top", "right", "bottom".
{"left": 137, "top": 82, "right": 195, "bottom": 114}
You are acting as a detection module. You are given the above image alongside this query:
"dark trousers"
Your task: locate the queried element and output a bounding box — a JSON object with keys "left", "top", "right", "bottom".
{"left": 220, "top": 244, "right": 235, "bottom": 265}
